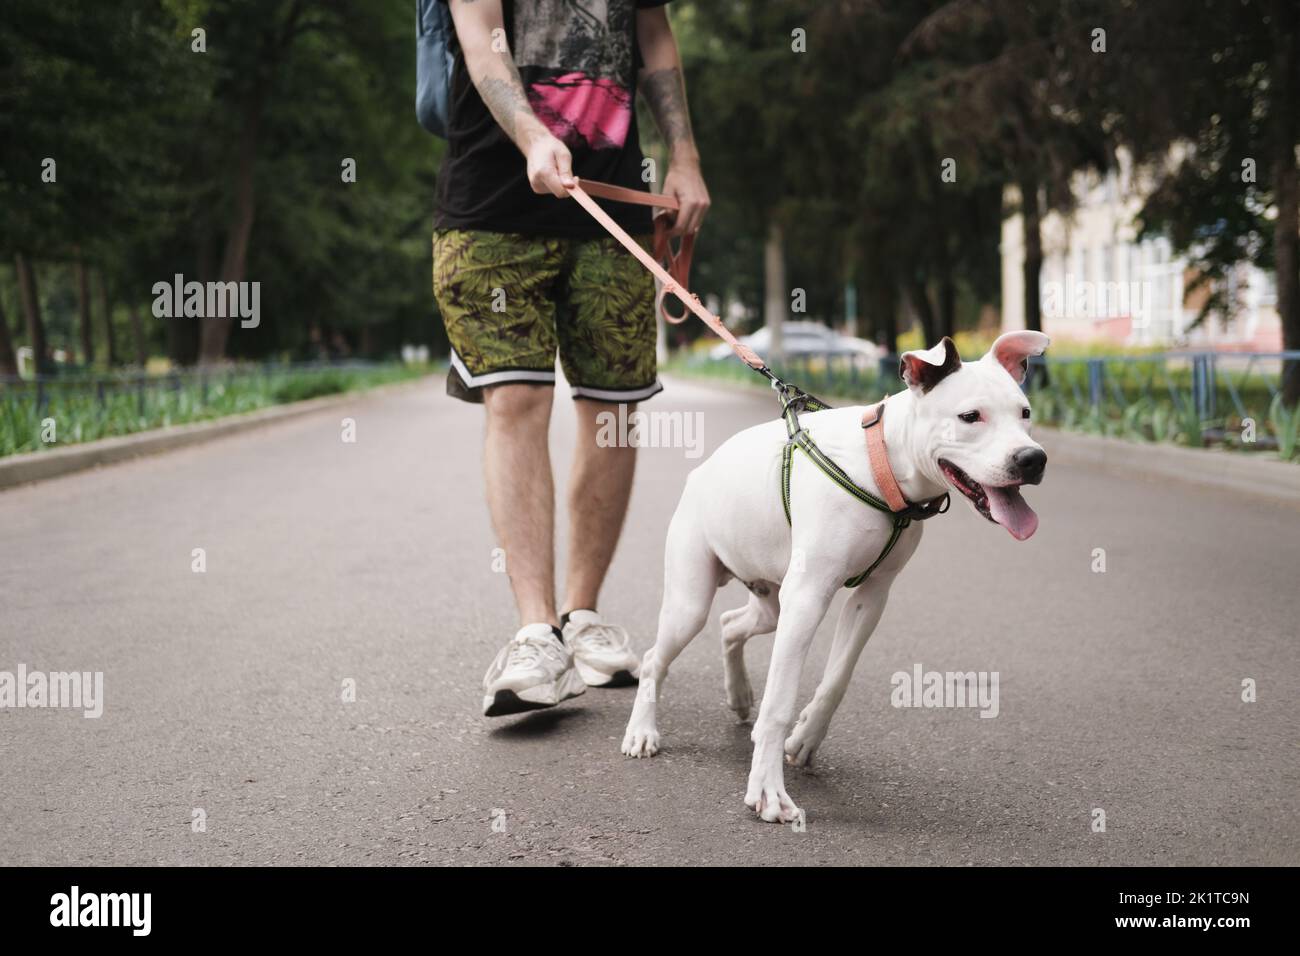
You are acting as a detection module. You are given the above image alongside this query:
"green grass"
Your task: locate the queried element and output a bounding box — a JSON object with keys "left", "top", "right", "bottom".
{"left": 1, "top": 362, "right": 432, "bottom": 458}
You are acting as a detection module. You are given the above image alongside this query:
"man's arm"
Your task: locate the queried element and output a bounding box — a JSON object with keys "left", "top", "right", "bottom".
{"left": 447, "top": 0, "right": 575, "bottom": 196}
{"left": 637, "top": 5, "right": 710, "bottom": 235}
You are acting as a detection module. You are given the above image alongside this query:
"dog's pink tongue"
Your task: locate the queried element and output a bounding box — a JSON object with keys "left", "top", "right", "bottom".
{"left": 986, "top": 485, "right": 1038, "bottom": 540}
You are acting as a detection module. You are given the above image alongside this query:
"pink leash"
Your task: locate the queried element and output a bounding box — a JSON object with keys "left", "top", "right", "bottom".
{"left": 567, "top": 179, "right": 765, "bottom": 370}
{"left": 566, "top": 178, "right": 924, "bottom": 520}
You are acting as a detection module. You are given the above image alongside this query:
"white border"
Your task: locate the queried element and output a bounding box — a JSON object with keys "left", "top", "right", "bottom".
{"left": 570, "top": 380, "right": 664, "bottom": 402}
{"left": 449, "top": 349, "right": 556, "bottom": 388}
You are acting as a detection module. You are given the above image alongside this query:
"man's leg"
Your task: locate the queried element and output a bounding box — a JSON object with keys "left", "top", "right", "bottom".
{"left": 562, "top": 399, "right": 637, "bottom": 614}
{"left": 483, "top": 383, "right": 558, "bottom": 628}
{"left": 552, "top": 233, "right": 662, "bottom": 686}
{"left": 478, "top": 387, "right": 586, "bottom": 715}
{"left": 433, "top": 229, "right": 584, "bottom": 716}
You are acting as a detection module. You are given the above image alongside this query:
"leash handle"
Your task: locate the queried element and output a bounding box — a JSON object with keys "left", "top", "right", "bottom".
{"left": 567, "top": 180, "right": 762, "bottom": 370}
{"left": 573, "top": 179, "right": 695, "bottom": 328}
{"left": 574, "top": 178, "right": 678, "bottom": 210}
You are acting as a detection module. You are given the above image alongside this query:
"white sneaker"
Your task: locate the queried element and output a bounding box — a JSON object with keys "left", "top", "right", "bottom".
{"left": 482, "top": 623, "right": 587, "bottom": 717}
{"left": 562, "top": 609, "right": 641, "bottom": 687}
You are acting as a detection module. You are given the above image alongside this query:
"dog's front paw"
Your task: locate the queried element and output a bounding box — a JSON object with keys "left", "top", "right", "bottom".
{"left": 744, "top": 769, "right": 801, "bottom": 824}
{"left": 784, "top": 708, "right": 829, "bottom": 768}
{"left": 621, "top": 726, "right": 660, "bottom": 758}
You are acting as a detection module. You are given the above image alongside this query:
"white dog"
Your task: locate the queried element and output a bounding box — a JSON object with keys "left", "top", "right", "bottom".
{"left": 621, "top": 331, "right": 1050, "bottom": 822}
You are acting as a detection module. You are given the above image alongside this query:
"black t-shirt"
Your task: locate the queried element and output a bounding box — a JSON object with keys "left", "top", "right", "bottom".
{"left": 435, "top": 0, "right": 670, "bottom": 238}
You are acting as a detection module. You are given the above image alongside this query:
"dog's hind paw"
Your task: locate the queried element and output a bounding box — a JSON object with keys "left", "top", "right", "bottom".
{"left": 621, "top": 727, "right": 660, "bottom": 758}
{"left": 723, "top": 659, "right": 753, "bottom": 722}
{"left": 725, "top": 688, "right": 752, "bottom": 723}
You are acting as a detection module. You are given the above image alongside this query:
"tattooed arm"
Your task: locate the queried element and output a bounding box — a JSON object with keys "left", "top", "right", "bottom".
{"left": 637, "top": 4, "right": 710, "bottom": 234}
{"left": 447, "top": 0, "right": 575, "bottom": 196}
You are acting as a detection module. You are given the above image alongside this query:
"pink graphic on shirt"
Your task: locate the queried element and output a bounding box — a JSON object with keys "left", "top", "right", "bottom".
{"left": 528, "top": 72, "right": 631, "bottom": 150}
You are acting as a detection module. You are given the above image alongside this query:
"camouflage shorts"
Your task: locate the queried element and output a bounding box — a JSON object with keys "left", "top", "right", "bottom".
{"left": 432, "top": 229, "right": 662, "bottom": 403}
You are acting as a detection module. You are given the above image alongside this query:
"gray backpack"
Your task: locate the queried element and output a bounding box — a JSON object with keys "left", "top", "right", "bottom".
{"left": 416, "top": 0, "right": 455, "bottom": 137}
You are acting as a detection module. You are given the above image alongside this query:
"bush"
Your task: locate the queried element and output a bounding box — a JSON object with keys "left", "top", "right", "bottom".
{"left": 271, "top": 372, "right": 350, "bottom": 403}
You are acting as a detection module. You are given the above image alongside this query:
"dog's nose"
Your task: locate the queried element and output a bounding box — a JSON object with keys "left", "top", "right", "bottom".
{"left": 1013, "top": 447, "right": 1047, "bottom": 484}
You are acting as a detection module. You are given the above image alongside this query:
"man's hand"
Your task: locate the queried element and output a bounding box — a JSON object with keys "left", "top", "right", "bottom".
{"left": 523, "top": 130, "right": 577, "bottom": 198}
{"left": 637, "top": 6, "right": 707, "bottom": 235}
{"left": 661, "top": 160, "right": 710, "bottom": 236}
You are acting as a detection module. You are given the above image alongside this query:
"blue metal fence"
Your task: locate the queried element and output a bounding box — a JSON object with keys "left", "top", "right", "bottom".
{"left": 685, "top": 349, "right": 1300, "bottom": 455}
{"left": 1023, "top": 351, "right": 1300, "bottom": 422}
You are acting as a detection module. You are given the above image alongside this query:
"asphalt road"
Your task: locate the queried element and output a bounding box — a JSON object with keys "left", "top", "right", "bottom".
{"left": 1, "top": 374, "right": 1296, "bottom": 866}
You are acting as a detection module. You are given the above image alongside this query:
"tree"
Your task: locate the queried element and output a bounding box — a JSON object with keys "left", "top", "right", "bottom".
{"left": 97, "top": 269, "right": 117, "bottom": 367}
{"left": 186, "top": 0, "right": 434, "bottom": 363}
{"left": 0, "top": 0, "right": 201, "bottom": 370}
{"left": 897, "top": 0, "right": 1114, "bottom": 347}
{"left": 14, "top": 255, "right": 49, "bottom": 373}
{"left": 678, "top": 1, "right": 852, "bottom": 358}
{"left": 75, "top": 256, "right": 93, "bottom": 367}
{"left": 0, "top": 283, "right": 18, "bottom": 376}
{"left": 680, "top": 0, "right": 1040, "bottom": 357}
{"left": 0, "top": 0, "right": 437, "bottom": 371}
{"left": 1101, "top": 0, "right": 1300, "bottom": 403}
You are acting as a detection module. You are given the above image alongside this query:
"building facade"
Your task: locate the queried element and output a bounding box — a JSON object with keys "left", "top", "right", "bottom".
{"left": 1000, "top": 150, "right": 1281, "bottom": 351}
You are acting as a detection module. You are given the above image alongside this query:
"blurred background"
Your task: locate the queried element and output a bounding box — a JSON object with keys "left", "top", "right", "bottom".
{"left": 1, "top": 0, "right": 1298, "bottom": 457}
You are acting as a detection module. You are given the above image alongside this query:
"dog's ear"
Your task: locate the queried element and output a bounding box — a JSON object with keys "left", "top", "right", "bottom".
{"left": 983, "top": 331, "right": 1050, "bottom": 384}
{"left": 899, "top": 336, "right": 961, "bottom": 393}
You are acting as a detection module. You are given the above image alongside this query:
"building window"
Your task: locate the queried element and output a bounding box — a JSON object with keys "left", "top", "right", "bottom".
{"left": 1259, "top": 270, "right": 1277, "bottom": 302}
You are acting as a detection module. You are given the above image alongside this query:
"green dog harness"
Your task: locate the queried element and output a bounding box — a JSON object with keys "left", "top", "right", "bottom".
{"left": 774, "top": 381, "right": 948, "bottom": 588}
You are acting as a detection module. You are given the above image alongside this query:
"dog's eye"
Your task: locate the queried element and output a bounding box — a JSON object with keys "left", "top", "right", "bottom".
{"left": 1022, "top": 407, "right": 1032, "bottom": 419}
{"left": 958, "top": 410, "right": 981, "bottom": 424}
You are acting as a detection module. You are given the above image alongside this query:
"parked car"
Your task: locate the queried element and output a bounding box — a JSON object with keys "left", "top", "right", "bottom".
{"left": 708, "top": 321, "right": 885, "bottom": 363}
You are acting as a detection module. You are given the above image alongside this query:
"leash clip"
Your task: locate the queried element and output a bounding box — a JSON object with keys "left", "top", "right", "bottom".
{"left": 900, "top": 492, "right": 951, "bottom": 521}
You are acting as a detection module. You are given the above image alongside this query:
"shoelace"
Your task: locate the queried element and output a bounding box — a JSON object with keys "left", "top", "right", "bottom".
{"left": 506, "top": 637, "right": 545, "bottom": 670}
{"left": 569, "top": 623, "right": 621, "bottom": 649}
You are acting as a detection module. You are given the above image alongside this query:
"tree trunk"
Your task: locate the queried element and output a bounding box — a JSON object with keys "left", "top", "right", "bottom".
{"left": 129, "top": 301, "right": 147, "bottom": 368}
{"left": 165, "top": 305, "right": 186, "bottom": 367}
{"left": 938, "top": 275, "right": 956, "bottom": 341}
{"left": 15, "top": 253, "right": 49, "bottom": 374}
{"left": 170, "top": 228, "right": 215, "bottom": 367}
{"left": 1019, "top": 172, "right": 1044, "bottom": 334}
{"left": 0, "top": 284, "right": 18, "bottom": 377}
{"left": 875, "top": 280, "right": 899, "bottom": 358}
{"left": 1272, "top": 0, "right": 1300, "bottom": 406}
{"left": 845, "top": 279, "right": 860, "bottom": 339}
{"left": 933, "top": 234, "right": 957, "bottom": 341}
{"left": 199, "top": 94, "right": 263, "bottom": 365}
{"left": 97, "top": 269, "right": 117, "bottom": 367}
{"left": 76, "top": 256, "right": 94, "bottom": 367}
{"left": 763, "top": 218, "right": 786, "bottom": 363}
{"left": 908, "top": 277, "right": 938, "bottom": 346}
{"left": 194, "top": 3, "right": 303, "bottom": 365}
{"left": 1018, "top": 171, "right": 1048, "bottom": 387}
